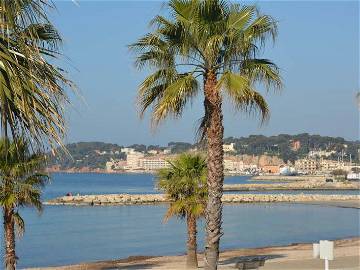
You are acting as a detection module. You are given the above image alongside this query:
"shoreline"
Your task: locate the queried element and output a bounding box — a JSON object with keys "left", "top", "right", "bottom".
{"left": 27, "top": 237, "right": 360, "bottom": 270}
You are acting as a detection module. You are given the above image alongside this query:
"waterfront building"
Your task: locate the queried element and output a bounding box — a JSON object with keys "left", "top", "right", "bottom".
{"left": 262, "top": 165, "right": 280, "bottom": 174}
{"left": 224, "top": 156, "right": 244, "bottom": 172}
{"left": 319, "top": 159, "right": 341, "bottom": 172}
{"left": 139, "top": 155, "right": 172, "bottom": 170}
{"left": 125, "top": 151, "right": 145, "bottom": 170}
{"left": 295, "top": 158, "right": 319, "bottom": 174}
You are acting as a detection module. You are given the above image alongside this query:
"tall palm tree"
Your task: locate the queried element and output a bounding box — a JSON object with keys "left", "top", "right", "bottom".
{"left": 158, "top": 153, "right": 207, "bottom": 269}
{"left": 130, "top": 1, "right": 282, "bottom": 269}
{"left": 0, "top": 138, "right": 48, "bottom": 270}
{"left": 0, "top": 0, "right": 74, "bottom": 149}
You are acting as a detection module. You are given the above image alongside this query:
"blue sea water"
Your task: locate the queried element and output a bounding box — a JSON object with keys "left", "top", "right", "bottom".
{"left": 0, "top": 173, "right": 359, "bottom": 268}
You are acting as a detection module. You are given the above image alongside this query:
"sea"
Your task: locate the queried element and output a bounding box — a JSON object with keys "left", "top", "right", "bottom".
{"left": 0, "top": 173, "right": 359, "bottom": 268}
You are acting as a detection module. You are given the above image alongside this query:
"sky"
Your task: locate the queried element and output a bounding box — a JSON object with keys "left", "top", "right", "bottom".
{"left": 51, "top": 0, "right": 359, "bottom": 146}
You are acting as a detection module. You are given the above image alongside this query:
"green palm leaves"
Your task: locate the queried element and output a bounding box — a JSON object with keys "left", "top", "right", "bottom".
{"left": 157, "top": 153, "right": 207, "bottom": 221}
{"left": 130, "top": 0, "right": 281, "bottom": 128}
{"left": 0, "top": 0, "right": 73, "bottom": 149}
{"left": 0, "top": 138, "right": 48, "bottom": 234}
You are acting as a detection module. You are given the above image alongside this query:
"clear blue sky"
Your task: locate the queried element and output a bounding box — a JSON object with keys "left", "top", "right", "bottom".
{"left": 51, "top": 1, "right": 359, "bottom": 146}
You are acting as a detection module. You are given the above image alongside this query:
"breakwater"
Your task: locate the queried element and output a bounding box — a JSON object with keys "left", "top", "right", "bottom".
{"left": 223, "top": 181, "right": 360, "bottom": 191}
{"left": 45, "top": 193, "right": 360, "bottom": 206}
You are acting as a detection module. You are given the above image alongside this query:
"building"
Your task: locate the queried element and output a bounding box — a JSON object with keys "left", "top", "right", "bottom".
{"left": 308, "top": 150, "right": 336, "bottom": 158}
{"left": 224, "top": 156, "right": 244, "bottom": 172}
{"left": 319, "top": 159, "right": 341, "bottom": 172}
{"left": 261, "top": 165, "right": 280, "bottom": 174}
{"left": 147, "top": 150, "right": 159, "bottom": 155}
{"left": 163, "top": 149, "right": 171, "bottom": 154}
{"left": 295, "top": 158, "right": 319, "bottom": 174}
{"left": 139, "top": 155, "right": 171, "bottom": 171}
{"left": 223, "top": 143, "right": 235, "bottom": 152}
{"left": 125, "top": 151, "right": 145, "bottom": 170}
{"left": 291, "top": 140, "right": 301, "bottom": 151}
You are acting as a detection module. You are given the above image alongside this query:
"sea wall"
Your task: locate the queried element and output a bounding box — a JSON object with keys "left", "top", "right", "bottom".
{"left": 45, "top": 193, "right": 360, "bottom": 206}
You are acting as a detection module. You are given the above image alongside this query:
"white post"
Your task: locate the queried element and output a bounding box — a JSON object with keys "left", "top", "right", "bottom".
{"left": 325, "top": 258, "right": 329, "bottom": 270}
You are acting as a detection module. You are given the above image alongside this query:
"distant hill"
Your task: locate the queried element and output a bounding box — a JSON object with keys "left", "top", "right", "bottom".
{"left": 47, "top": 134, "right": 360, "bottom": 170}
{"left": 224, "top": 133, "right": 359, "bottom": 162}
{"left": 47, "top": 142, "right": 125, "bottom": 170}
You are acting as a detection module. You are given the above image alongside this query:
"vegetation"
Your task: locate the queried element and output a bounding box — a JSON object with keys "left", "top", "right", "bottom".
{"left": 224, "top": 133, "right": 360, "bottom": 163}
{"left": 0, "top": 0, "right": 74, "bottom": 149}
{"left": 0, "top": 138, "right": 48, "bottom": 270}
{"left": 0, "top": 1, "right": 71, "bottom": 269}
{"left": 130, "top": 0, "right": 281, "bottom": 268}
{"left": 158, "top": 153, "right": 207, "bottom": 269}
{"left": 331, "top": 169, "right": 347, "bottom": 177}
{"left": 47, "top": 142, "right": 126, "bottom": 170}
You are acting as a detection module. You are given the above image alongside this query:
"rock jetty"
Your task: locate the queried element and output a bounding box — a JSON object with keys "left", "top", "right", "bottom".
{"left": 223, "top": 180, "right": 360, "bottom": 191}
{"left": 45, "top": 193, "right": 360, "bottom": 206}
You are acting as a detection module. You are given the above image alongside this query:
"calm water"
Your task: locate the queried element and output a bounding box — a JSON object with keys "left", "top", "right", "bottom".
{"left": 0, "top": 173, "right": 359, "bottom": 268}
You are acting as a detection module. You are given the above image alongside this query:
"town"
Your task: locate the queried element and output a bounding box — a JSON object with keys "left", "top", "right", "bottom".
{"left": 103, "top": 141, "right": 359, "bottom": 179}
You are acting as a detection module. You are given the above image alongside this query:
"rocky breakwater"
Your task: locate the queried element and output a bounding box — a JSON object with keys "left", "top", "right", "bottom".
{"left": 224, "top": 180, "right": 360, "bottom": 191}
{"left": 45, "top": 193, "right": 360, "bottom": 206}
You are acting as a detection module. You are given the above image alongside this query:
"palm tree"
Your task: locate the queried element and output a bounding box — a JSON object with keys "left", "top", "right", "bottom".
{"left": 158, "top": 153, "right": 207, "bottom": 269}
{"left": 130, "top": 1, "right": 282, "bottom": 269}
{"left": 0, "top": 138, "right": 48, "bottom": 270}
{"left": 0, "top": 0, "right": 74, "bottom": 149}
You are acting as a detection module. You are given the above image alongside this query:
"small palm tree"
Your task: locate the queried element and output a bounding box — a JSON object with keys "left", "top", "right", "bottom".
{"left": 158, "top": 153, "right": 207, "bottom": 269}
{"left": 0, "top": 138, "right": 48, "bottom": 270}
{"left": 130, "top": 1, "right": 282, "bottom": 268}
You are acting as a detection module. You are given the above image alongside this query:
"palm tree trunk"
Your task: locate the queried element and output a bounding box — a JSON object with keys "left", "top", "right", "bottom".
{"left": 3, "top": 206, "right": 16, "bottom": 270}
{"left": 203, "top": 70, "right": 224, "bottom": 270}
{"left": 186, "top": 213, "right": 198, "bottom": 269}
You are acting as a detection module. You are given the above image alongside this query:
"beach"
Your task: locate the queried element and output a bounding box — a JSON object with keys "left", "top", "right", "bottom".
{"left": 27, "top": 237, "right": 360, "bottom": 270}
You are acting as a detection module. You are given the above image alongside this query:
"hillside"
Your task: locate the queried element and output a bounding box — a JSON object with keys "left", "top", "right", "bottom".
{"left": 47, "top": 134, "right": 359, "bottom": 170}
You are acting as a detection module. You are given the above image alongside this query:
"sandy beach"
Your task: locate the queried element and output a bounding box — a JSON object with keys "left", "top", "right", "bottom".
{"left": 27, "top": 237, "right": 360, "bottom": 270}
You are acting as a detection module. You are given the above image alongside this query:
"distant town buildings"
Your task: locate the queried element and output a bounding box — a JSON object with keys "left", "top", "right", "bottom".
{"left": 308, "top": 150, "right": 336, "bottom": 158}
{"left": 223, "top": 143, "right": 235, "bottom": 152}
{"left": 125, "top": 151, "right": 145, "bottom": 170}
{"left": 140, "top": 155, "right": 171, "bottom": 170}
{"left": 295, "top": 158, "right": 318, "bottom": 174}
{"left": 223, "top": 156, "right": 244, "bottom": 172}
{"left": 262, "top": 165, "right": 280, "bottom": 174}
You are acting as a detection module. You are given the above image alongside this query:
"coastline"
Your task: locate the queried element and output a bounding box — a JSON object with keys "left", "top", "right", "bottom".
{"left": 26, "top": 237, "right": 360, "bottom": 270}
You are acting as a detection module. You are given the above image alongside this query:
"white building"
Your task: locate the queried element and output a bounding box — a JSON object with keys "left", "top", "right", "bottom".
{"left": 308, "top": 150, "right": 336, "bottom": 158}
{"left": 223, "top": 143, "right": 235, "bottom": 152}
{"left": 139, "top": 156, "right": 171, "bottom": 170}
{"left": 125, "top": 151, "right": 145, "bottom": 170}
